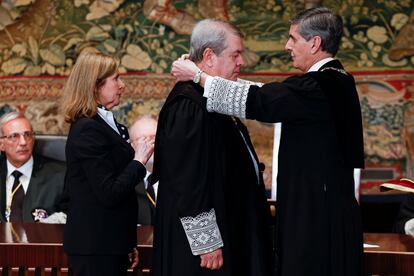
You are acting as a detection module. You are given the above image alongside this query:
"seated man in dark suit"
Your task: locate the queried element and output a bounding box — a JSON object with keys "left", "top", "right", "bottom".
{"left": 0, "top": 111, "right": 65, "bottom": 222}
{"left": 129, "top": 115, "right": 157, "bottom": 225}
{"left": 394, "top": 194, "right": 414, "bottom": 236}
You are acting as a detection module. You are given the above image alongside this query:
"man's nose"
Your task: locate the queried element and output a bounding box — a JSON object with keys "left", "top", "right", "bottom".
{"left": 285, "top": 40, "right": 292, "bottom": 51}
{"left": 238, "top": 55, "right": 244, "bottom": 66}
{"left": 18, "top": 134, "right": 27, "bottom": 145}
{"left": 118, "top": 79, "right": 125, "bottom": 91}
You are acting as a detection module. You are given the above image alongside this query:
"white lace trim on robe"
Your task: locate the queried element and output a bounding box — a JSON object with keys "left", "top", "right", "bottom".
{"left": 206, "top": 77, "right": 263, "bottom": 117}
{"left": 180, "top": 208, "right": 223, "bottom": 256}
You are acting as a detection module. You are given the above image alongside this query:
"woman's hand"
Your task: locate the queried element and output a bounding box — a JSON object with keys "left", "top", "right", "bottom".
{"left": 171, "top": 58, "right": 200, "bottom": 82}
{"left": 128, "top": 247, "right": 139, "bottom": 269}
{"left": 131, "top": 136, "right": 155, "bottom": 165}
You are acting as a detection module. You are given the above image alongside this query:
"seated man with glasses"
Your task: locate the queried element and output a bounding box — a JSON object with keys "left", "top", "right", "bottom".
{"left": 0, "top": 111, "right": 66, "bottom": 223}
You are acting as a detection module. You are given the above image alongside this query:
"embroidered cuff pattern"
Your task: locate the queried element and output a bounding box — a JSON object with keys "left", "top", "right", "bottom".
{"left": 180, "top": 208, "right": 224, "bottom": 256}
{"left": 206, "top": 77, "right": 250, "bottom": 118}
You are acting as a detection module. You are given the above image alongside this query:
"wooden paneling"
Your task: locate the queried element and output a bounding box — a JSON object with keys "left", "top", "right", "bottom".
{"left": 0, "top": 223, "right": 153, "bottom": 276}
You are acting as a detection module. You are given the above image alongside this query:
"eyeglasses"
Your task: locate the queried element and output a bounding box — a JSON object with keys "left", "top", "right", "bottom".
{"left": 0, "top": 131, "right": 35, "bottom": 143}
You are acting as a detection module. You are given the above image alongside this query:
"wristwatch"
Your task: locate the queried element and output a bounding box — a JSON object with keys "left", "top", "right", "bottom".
{"left": 193, "top": 69, "right": 203, "bottom": 84}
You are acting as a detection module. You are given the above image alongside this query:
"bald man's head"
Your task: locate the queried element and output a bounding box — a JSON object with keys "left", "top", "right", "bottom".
{"left": 129, "top": 116, "right": 157, "bottom": 141}
{"left": 129, "top": 116, "right": 157, "bottom": 172}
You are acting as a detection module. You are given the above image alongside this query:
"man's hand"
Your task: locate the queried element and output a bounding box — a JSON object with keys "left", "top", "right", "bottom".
{"left": 179, "top": 54, "right": 190, "bottom": 60}
{"left": 199, "top": 248, "right": 223, "bottom": 270}
{"left": 171, "top": 59, "right": 200, "bottom": 82}
{"left": 128, "top": 247, "right": 139, "bottom": 269}
{"left": 132, "top": 136, "right": 155, "bottom": 165}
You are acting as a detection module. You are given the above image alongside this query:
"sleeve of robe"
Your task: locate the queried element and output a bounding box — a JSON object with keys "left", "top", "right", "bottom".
{"left": 205, "top": 75, "right": 322, "bottom": 123}
{"left": 158, "top": 96, "right": 224, "bottom": 255}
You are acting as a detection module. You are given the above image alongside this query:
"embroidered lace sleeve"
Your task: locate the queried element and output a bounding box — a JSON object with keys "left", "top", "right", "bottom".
{"left": 206, "top": 77, "right": 263, "bottom": 118}
{"left": 180, "top": 208, "right": 224, "bottom": 256}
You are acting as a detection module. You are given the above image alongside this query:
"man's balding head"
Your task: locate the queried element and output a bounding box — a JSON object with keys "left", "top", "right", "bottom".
{"left": 189, "top": 19, "right": 245, "bottom": 81}
{"left": 129, "top": 116, "right": 157, "bottom": 141}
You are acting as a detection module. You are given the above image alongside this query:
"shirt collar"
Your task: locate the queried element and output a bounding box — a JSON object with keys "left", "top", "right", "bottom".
{"left": 307, "top": 57, "right": 335, "bottom": 72}
{"left": 97, "top": 105, "right": 120, "bottom": 135}
{"left": 97, "top": 105, "right": 116, "bottom": 125}
{"left": 97, "top": 105, "right": 113, "bottom": 117}
{"left": 144, "top": 170, "right": 152, "bottom": 189}
{"left": 7, "top": 156, "right": 34, "bottom": 178}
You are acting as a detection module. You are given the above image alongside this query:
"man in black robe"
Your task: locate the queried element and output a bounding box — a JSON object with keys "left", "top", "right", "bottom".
{"left": 172, "top": 7, "right": 365, "bottom": 276}
{"left": 152, "top": 19, "right": 273, "bottom": 276}
{"left": 394, "top": 195, "right": 414, "bottom": 235}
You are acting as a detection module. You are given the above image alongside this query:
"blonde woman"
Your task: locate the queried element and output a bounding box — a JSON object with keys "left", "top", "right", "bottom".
{"left": 61, "top": 50, "right": 154, "bottom": 276}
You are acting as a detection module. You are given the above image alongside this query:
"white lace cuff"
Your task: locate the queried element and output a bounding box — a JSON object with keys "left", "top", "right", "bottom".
{"left": 180, "top": 208, "right": 224, "bottom": 256}
{"left": 206, "top": 77, "right": 251, "bottom": 118}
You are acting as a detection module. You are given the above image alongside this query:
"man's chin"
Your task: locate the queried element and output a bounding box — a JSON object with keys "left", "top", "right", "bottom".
{"left": 11, "top": 156, "right": 31, "bottom": 167}
{"left": 17, "top": 154, "right": 31, "bottom": 161}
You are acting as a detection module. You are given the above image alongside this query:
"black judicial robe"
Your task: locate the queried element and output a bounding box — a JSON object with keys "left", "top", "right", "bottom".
{"left": 152, "top": 82, "right": 273, "bottom": 276}
{"left": 243, "top": 60, "right": 364, "bottom": 276}
{"left": 394, "top": 195, "right": 414, "bottom": 234}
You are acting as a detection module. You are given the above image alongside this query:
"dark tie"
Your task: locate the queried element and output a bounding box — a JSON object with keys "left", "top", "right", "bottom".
{"left": 10, "top": 170, "right": 24, "bottom": 222}
{"left": 146, "top": 174, "right": 156, "bottom": 207}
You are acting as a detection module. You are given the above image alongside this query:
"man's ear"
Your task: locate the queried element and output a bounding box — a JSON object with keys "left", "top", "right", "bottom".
{"left": 310, "top": 36, "right": 322, "bottom": 54}
{"left": 0, "top": 140, "right": 4, "bottom": 152}
{"left": 203, "top": 48, "right": 215, "bottom": 67}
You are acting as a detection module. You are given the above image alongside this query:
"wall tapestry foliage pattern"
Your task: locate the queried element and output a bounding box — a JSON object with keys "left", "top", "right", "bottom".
{"left": 0, "top": 0, "right": 412, "bottom": 76}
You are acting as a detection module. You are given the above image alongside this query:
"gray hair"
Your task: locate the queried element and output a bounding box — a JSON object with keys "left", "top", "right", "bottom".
{"left": 290, "top": 7, "right": 343, "bottom": 56}
{"left": 0, "top": 111, "right": 29, "bottom": 136}
{"left": 189, "top": 19, "right": 244, "bottom": 63}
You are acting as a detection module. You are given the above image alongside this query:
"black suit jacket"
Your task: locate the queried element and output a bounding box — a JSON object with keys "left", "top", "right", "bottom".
{"left": 135, "top": 179, "right": 155, "bottom": 225}
{"left": 63, "top": 115, "right": 146, "bottom": 255}
{"left": 394, "top": 195, "right": 414, "bottom": 234}
{"left": 0, "top": 154, "right": 66, "bottom": 222}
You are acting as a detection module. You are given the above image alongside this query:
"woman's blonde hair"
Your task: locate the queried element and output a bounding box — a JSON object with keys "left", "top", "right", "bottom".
{"left": 61, "top": 50, "right": 120, "bottom": 123}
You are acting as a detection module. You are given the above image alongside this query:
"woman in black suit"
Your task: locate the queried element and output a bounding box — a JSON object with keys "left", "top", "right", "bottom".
{"left": 61, "top": 50, "right": 154, "bottom": 276}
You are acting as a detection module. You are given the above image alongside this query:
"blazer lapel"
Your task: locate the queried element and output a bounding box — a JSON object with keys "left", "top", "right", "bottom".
{"left": 93, "top": 115, "right": 133, "bottom": 151}
{"left": 22, "top": 155, "right": 43, "bottom": 221}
